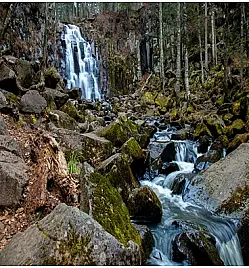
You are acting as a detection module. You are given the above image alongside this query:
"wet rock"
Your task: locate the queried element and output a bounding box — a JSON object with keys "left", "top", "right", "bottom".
{"left": 44, "top": 67, "right": 61, "bottom": 89}
{"left": 132, "top": 223, "right": 155, "bottom": 261}
{"left": 42, "top": 87, "right": 69, "bottom": 109}
{"left": 20, "top": 90, "right": 47, "bottom": 114}
{"left": 97, "top": 153, "right": 139, "bottom": 203}
{"left": 171, "top": 129, "right": 193, "bottom": 141}
{"left": 172, "top": 230, "right": 223, "bottom": 265}
{"left": 0, "top": 116, "right": 9, "bottom": 135}
{"left": 127, "top": 186, "right": 162, "bottom": 223}
{"left": 210, "top": 135, "right": 229, "bottom": 152}
{"left": 171, "top": 173, "right": 196, "bottom": 195}
{"left": 159, "top": 162, "right": 179, "bottom": 176}
{"left": 227, "top": 133, "right": 249, "bottom": 154}
{"left": 52, "top": 128, "right": 113, "bottom": 167}
{"left": 98, "top": 113, "right": 139, "bottom": 147}
{"left": 0, "top": 150, "right": 28, "bottom": 207}
{"left": 49, "top": 110, "right": 79, "bottom": 131}
{"left": 80, "top": 163, "right": 142, "bottom": 248}
{"left": 194, "top": 150, "right": 222, "bottom": 172}
{"left": 197, "top": 135, "right": 211, "bottom": 154}
{"left": 160, "top": 142, "right": 176, "bottom": 163}
{"left": 238, "top": 211, "right": 249, "bottom": 265}
{"left": 0, "top": 203, "right": 142, "bottom": 265}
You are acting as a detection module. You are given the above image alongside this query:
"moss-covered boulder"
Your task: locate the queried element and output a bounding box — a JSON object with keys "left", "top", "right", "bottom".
{"left": 121, "top": 137, "right": 144, "bottom": 160}
{"left": 80, "top": 163, "right": 141, "bottom": 248}
{"left": 194, "top": 122, "right": 212, "bottom": 140}
{"left": 227, "top": 133, "right": 249, "bottom": 154}
{"left": 127, "top": 186, "right": 162, "bottom": 223}
{"left": 44, "top": 67, "right": 61, "bottom": 89}
{"left": 140, "top": 91, "right": 156, "bottom": 105}
{"left": 225, "top": 119, "right": 245, "bottom": 138}
{"left": 0, "top": 203, "right": 142, "bottom": 265}
{"left": 98, "top": 113, "right": 139, "bottom": 147}
{"left": 60, "top": 100, "right": 84, "bottom": 122}
{"left": 204, "top": 114, "right": 225, "bottom": 138}
{"left": 42, "top": 87, "right": 69, "bottom": 109}
{"left": 210, "top": 135, "right": 229, "bottom": 152}
{"left": 97, "top": 153, "right": 139, "bottom": 203}
{"left": 49, "top": 110, "right": 78, "bottom": 131}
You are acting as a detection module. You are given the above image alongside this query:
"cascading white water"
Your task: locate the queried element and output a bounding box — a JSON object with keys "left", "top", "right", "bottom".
{"left": 62, "top": 24, "right": 101, "bottom": 100}
{"left": 142, "top": 125, "right": 244, "bottom": 266}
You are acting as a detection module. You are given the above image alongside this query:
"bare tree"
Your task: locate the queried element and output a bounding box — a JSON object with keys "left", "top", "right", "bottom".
{"left": 240, "top": 3, "right": 244, "bottom": 89}
{"left": 175, "top": 2, "right": 181, "bottom": 106}
{"left": 205, "top": 2, "right": 208, "bottom": 72}
{"left": 211, "top": 5, "right": 217, "bottom": 66}
{"left": 159, "top": 2, "right": 165, "bottom": 90}
{"left": 198, "top": 4, "right": 204, "bottom": 84}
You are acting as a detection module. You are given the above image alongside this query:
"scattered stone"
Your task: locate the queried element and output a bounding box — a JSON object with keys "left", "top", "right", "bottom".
{"left": 0, "top": 203, "right": 142, "bottom": 265}
{"left": 159, "top": 162, "right": 179, "bottom": 176}
{"left": 20, "top": 90, "right": 47, "bottom": 114}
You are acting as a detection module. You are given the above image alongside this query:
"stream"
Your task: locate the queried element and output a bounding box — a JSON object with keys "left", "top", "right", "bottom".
{"left": 141, "top": 123, "right": 244, "bottom": 266}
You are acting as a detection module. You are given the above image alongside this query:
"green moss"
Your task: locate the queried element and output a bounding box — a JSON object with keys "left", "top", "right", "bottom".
{"left": 7, "top": 93, "right": 18, "bottom": 104}
{"left": 60, "top": 101, "right": 84, "bottom": 122}
{"left": 232, "top": 101, "right": 241, "bottom": 116}
{"left": 90, "top": 172, "right": 141, "bottom": 247}
{"left": 30, "top": 114, "right": 37, "bottom": 123}
{"left": 228, "top": 133, "right": 249, "bottom": 152}
{"left": 67, "top": 152, "right": 81, "bottom": 174}
{"left": 155, "top": 93, "right": 169, "bottom": 108}
{"left": 225, "top": 119, "right": 245, "bottom": 138}
{"left": 42, "top": 228, "right": 95, "bottom": 265}
{"left": 194, "top": 122, "right": 212, "bottom": 139}
{"left": 140, "top": 92, "right": 156, "bottom": 105}
{"left": 121, "top": 137, "right": 144, "bottom": 159}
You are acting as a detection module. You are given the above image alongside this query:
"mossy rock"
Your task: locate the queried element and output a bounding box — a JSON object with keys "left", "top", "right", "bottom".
{"left": 127, "top": 186, "right": 162, "bottom": 224}
{"left": 155, "top": 93, "right": 169, "bottom": 109}
{"left": 60, "top": 101, "right": 84, "bottom": 122}
{"left": 225, "top": 119, "right": 245, "bottom": 138}
{"left": 97, "top": 153, "right": 139, "bottom": 203}
{"left": 120, "top": 137, "right": 144, "bottom": 160}
{"left": 204, "top": 114, "right": 225, "bottom": 138}
{"left": 44, "top": 67, "right": 61, "bottom": 89}
{"left": 194, "top": 122, "right": 212, "bottom": 140}
{"left": 227, "top": 133, "right": 249, "bottom": 154}
{"left": 98, "top": 113, "right": 139, "bottom": 147}
{"left": 85, "top": 171, "right": 142, "bottom": 247}
{"left": 140, "top": 91, "right": 156, "bottom": 105}
{"left": 49, "top": 110, "right": 78, "bottom": 131}
{"left": 232, "top": 101, "right": 241, "bottom": 116}
{"left": 222, "top": 113, "right": 234, "bottom": 125}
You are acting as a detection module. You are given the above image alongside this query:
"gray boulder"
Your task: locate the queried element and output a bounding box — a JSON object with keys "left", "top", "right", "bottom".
{"left": 0, "top": 62, "right": 18, "bottom": 94}
{"left": 0, "top": 150, "right": 28, "bottom": 206}
{"left": 0, "top": 203, "right": 142, "bottom": 265}
{"left": 42, "top": 87, "right": 69, "bottom": 108}
{"left": 20, "top": 90, "right": 47, "bottom": 113}
{"left": 0, "top": 91, "right": 7, "bottom": 110}
{"left": 0, "top": 135, "right": 23, "bottom": 157}
{"left": 0, "top": 116, "right": 9, "bottom": 135}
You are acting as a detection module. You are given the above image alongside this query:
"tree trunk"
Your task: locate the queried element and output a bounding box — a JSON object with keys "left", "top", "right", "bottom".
{"left": 224, "top": 3, "right": 229, "bottom": 101}
{"left": 0, "top": 3, "right": 17, "bottom": 41}
{"left": 41, "top": 3, "right": 48, "bottom": 73}
{"left": 240, "top": 3, "right": 244, "bottom": 89}
{"left": 175, "top": 2, "right": 181, "bottom": 106}
{"left": 198, "top": 4, "right": 204, "bottom": 84}
{"left": 205, "top": 2, "right": 208, "bottom": 72}
{"left": 184, "top": 3, "right": 190, "bottom": 102}
{"left": 159, "top": 2, "right": 165, "bottom": 90}
{"left": 211, "top": 6, "right": 216, "bottom": 66}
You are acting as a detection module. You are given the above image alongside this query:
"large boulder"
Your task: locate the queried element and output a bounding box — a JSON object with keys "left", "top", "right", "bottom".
{"left": 0, "top": 62, "right": 20, "bottom": 94}
{"left": 127, "top": 186, "right": 162, "bottom": 223}
{"left": 97, "top": 153, "right": 139, "bottom": 203}
{"left": 42, "top": 87, "right": 69, "bottom": 109}
{"left": 20, "top": 90, "right": 47, "bottom": 114}
{"left": 80, "top": 163, "right": 142, "bottom": 248}
{"left": 52, "top": 128, "right": 113, "bottom": 167}
{"left": 44, "top": 67, "right": 61, "bottom": 89}
{"left": 0, "top": 203, "right": 142, "bottom": 265}
{"left": 0, "top": 150, "right": 28, "bottom": 206}
{"left": 0, "top": 116, "right": 9, "bottom": 135}
{"left": 160, "top": 142, "right": 176, "bottom": 163}
{"left": 98, "top": 113, "right": 139, "bottom": 147}
{"left": 227, "top": 133, "right": 249, "bottom": 154}
{"left": 60, "top": 100, "right": 84, "bottom": 122}
{"left": 49, "top": 110, "right": 79, "bottom": 131}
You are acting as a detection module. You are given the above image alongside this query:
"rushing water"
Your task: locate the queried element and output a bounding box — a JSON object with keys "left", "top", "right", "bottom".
{"left": 61, "top": 24, "right": 101, "bottom": 100}
{"left": 141, "top": 124, "right": 244, "bottom": 266}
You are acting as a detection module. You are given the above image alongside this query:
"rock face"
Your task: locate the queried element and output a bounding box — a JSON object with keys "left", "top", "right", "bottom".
{"left": 127, "top": 186, "right": 162, "bottom": 223}
{"left": 20, "top": 90, "right": 47, "bottom": 114}
{"left": 0, "top": 203, "right": 142, "bottom": 265}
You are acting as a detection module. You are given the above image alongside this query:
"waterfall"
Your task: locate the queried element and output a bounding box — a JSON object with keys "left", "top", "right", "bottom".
{"left": 142, "top": 125, "right": 244, "bottom": 266}
{"left": 61, "top": 24, "right": 101, "bottom": 100}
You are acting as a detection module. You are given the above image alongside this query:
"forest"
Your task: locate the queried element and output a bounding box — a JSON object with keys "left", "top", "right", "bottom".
{"left": 0, "top": 2, "right": 249, "bottom": 266}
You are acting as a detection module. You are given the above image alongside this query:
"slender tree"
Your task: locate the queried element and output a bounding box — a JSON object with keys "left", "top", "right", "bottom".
{"left": 41, "top": 3, "right": 48, "bottom": 73}
{"left": 175, "top": 2, "right": 181, "bottom": 106}
{"left": 211, "top": 5, "right": 217, "bottom": 66}
{"left": 159, "top": 2, "right": 165, "bottom": 90}
{"left": 205, "top": 2, "right": 208, "bottom": 72}
{"left": 240, "top": 3, "right": 244, "bottom": 89}
{"left": 198, "top": 4, "right": 204, "bottom": 84}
